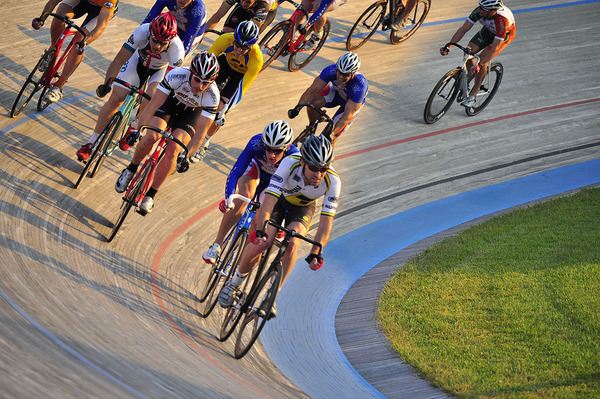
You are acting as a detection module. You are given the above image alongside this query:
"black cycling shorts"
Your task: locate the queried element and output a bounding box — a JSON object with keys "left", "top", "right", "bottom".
{"left": 154, "top": 93, "right": 202, "bottom": 138}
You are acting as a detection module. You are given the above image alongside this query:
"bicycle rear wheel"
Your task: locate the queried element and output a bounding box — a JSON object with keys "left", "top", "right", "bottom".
{"left": 390, "top": 0, "right": 430, "bottom": 45}
{"left": 74, "top": 112, "right": 122, "bottom": 189}
{"left": 234, "top": 264, "right": 281, "bottom": 359}
{"left": 423, "top": 68, "right": 461, "bottom": 124}
{"left": 288, "top": 20, "right": 330, "bottom": 72}
{"left": 259, "top": 21, "right": 290, "bottom": 72}
{"left": 465, "top": 62, "right": 503, "bottom": 117}
{"left": 200, "top": 231, "right": 247, "bottom": 318}
{"left": 10, "top": 48, "right": 55, "bottom": 118}
{"left": 107, "top": 163, "right": 151, "bottom": 242}
{"left": 346, "top": 1, "right": 386, "bottom": 51}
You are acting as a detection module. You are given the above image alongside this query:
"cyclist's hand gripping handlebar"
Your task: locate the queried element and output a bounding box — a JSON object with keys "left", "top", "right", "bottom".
{"left": 288, "top": 105, "right": 301, "bottom": 119}
{"left": 305, "top": 253, "right": 324, "bottom": 270}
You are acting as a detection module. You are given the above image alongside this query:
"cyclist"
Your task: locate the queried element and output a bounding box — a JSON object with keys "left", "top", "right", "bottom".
{"left": 191, "top": 21, "right": 263, "bottom": 162}
{"left": 288, "top": 51, "right": 367, "bottom": 147}
{"left": 382, "top": 0, "right": 417, "bottom": 31}
{"left": 205, "top": 0, "right": 272, "bottom": 34}
{"left": 218, "top": 134, "right": 340, "bottom": 317}
{"left": 298, "top": 0, "right": 346, "bottom": 50}
{"left": 440, "top": 0, "right": 515, "bottom": 107}
{"left": 114, "top": 52, "right": 220, "bottom": 214}
{"left": 202, "top": 120, "right": 299, "bottom": 264}
{"left": 76, "top": 12, "right": 184, "bottom": 162}
{"left": 32, "top": 0, "right": 118, "bottom": 104}
{"left": 142, "top": 0, "right": 207, "bottom": 56}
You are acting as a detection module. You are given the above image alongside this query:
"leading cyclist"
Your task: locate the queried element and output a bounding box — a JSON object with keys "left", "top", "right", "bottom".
{"left": 202, "top": 120, "right": 299, "bottom": 264}
{"left": 114, "top": 52, "right": 220, "bottom": 214}
{"left": 288, "top": 51, "right": 367, "bottom": 147}
{"left": 440, "top": 0, "right": 515, "bottom": 107}
{"left": 76, "top": 12, "right": 184, "bottom": 162}
{"left": 218, "top": 134, "right": 340, "bottom": 318}
{"left": 206, "top": 0, "right": 272, "bottom": 34}
{"left": 32, "top": 0, "right": 118, "bottom": 104}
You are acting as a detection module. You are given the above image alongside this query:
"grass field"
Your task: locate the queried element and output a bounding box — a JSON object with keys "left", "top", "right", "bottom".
{"left": 379, "top": 187, "right": 600, "bottom": 398}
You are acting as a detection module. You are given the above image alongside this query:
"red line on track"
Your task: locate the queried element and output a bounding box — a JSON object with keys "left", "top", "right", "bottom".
{"left": 150, "top": 98, "right": 599, "bottom": 393}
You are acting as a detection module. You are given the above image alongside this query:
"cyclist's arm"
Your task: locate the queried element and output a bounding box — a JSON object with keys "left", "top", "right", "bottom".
{"left": 206, "top": 2, "right": 232, "bottom": 30}
{"left": 446, "top": 20, "right": 474, "bottom": 50}
{"left": 332, "top": 99, "right": 361, "bottom": 137}
{"left": 309, "top": 213, "right": 333, "bottom": 257}
{"left": 252, "top": 192, "right": 279, "bottom": 240}
{"left": 38, "top": 0, "right": 62, "bottom": 19}
{"left": 182, "top": 12, "right": 207, "bottom": 55}
{"left": 186, "top": 114, "right": 215, "bottom": 155}
{"left": 307, "top": 0, "right": 335, "bottom": 26}
{"left": 240, "top": 50, "right": 263, "bottom": 95}
{"left": 208, "top": 33, "right": 231, "bottom": 55}
{"left": 142, "top": 0, "right": 168, "bottom": 24}
{"left": 103, "top": 46, "right": 134, "bottom": 85}
{"left": 136, "top": 89, "right": 168, "bottom": 132}
{"left": 85, "top": 9, "right": 113, "bottom": 44}
{"left": 225, "top": 140, "right": 255, "bottom": 198}
{"left": 296, "top": 76, "right": 328, "bottom": 107}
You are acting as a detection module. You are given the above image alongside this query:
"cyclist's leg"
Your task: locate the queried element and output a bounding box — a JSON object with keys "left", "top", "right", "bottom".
{"left": 306, "top": 83, "right": 330, "bottom": 123}
{"left": 51, "top": 2, "right": 75, "bottom": 44}
{"left": 131, "top": 116, "right": 168, "bottom": 165}
{"left": 148, "top": 128, "right": 191, "bottom": 190}
{"left": 279, "top": 201, "right": 316, "bottom": 284}
{"left": 86, "top": 85, "right": 129, "bottom": 144}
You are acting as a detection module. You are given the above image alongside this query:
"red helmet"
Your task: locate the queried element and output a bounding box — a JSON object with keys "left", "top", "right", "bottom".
{"left": 150, "top": 12, "right": 178, "bottom": 42}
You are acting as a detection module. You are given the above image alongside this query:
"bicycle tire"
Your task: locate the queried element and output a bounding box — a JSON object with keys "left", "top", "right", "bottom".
{"left": 107, "top": 163, "right": 151, "bottom": 242}
{"left": 288, "top": 19, "right": 330, "bottom": 72}
{"left": 200, "top": 231, "right": 247, "bottom": 318}
{"left": 423, "top": 68, "right": 461, "bottom": 124}
{"left": 10, "top": 48, "right": 56, "bottom": 118}
{"left": 346, "top": 1, "right": 386, "bottom": 51}
{"left": 465, "top": 62, "right": 503, "bottom": 116}
{"left": 259, "top": 21, "right": 290, "bottom": 72}
{"left": 90, "top": 112, "right": 125, "bottom": 179}
{"left": 389, "top": 0, "right": 430, "bottom": 45}
{"left": 234, "top": 264, "right": 281, "bottom": 359}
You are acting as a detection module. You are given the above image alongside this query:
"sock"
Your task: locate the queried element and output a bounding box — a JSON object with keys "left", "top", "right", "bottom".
{"left": 89, "top": 132, "right": 99, "bottom": 144}
{"left": 126, "top": 163, "right": 139, "bottom": 173}
{"left": 145, "top": 187, "right": 157, "bottom": 199}
{"left": 231, "top": 270, "right": 247, "bottom": 287}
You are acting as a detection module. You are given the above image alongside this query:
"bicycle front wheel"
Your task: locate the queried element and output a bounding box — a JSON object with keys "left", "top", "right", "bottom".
{"left": 423, "top": 68, "right": 461, "bottom": 124}
{"left": 346, "top": 1, "right": 386, "bottom": 51}
{"left": 390, "top": 0, "right": 430, "bottom": 45}
{"left": 465, "top": 62, "right": 503, "bottom": 117}
{"left": 10, "top": 48, "right": 56, "bottom": 118}
{"left": 107, "top": 163, "right": 151, "bottom": 242}
{"left": 288, "top": 19, "right": 330, "bottom": 72}
{"left": 234, "top": 264, "right": 281, "bottom": 359}
{"left": 90, "top": 112, "right": 125, "bottom": 179}
{"left": 259, "top": 21, "right": 290, "bottom": 72}
{"left": 199, "top": 231, "right": 246, "bottom": 318}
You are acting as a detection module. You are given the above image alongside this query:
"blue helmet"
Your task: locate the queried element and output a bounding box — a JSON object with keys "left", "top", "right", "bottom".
{"left": 234, "top": 21, "right": 259, "bottom": 46}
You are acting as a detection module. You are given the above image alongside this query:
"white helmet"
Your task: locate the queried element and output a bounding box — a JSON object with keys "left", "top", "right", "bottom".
{"left": 300, "top": 134, "right": 334, "bottom": 167}
{"left": 262, "top": 120, "right": 294, "bottom": 148}
{"left": 478, "top": 0, "right": 503, "bottom": 10}
{"left": 336, "top": 51, "right": 360, "bottom": 75}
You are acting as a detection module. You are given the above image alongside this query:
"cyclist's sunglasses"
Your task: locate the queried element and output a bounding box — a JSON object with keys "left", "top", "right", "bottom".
{"left": 233, "top": 40, "right": 250, "bottom": 51}
{"left": 336, "top": 70, "right": 352, "bottom": 78}
{"left": 191, "top": 75, "right": 214, "bottom": 84}
{"left": 265, "top": 146, "right": 285, "bottom": 155}
{"left": 151, "top": 36, "right": 169, "bottom": 46}
{"left": 305, "top": 163, "right": 329, "bottom": 173}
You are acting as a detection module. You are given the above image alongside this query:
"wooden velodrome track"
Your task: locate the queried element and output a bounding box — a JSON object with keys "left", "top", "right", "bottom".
{"left": 1, "top": 0, "right": 599, "bottom": 397}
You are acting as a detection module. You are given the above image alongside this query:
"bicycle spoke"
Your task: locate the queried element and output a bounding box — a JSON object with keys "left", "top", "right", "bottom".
{"left": 346, "top": 1, "right": 386, "bottom": 51}
{"left": 390, "top": 0, "right": 430, "bottom": 45}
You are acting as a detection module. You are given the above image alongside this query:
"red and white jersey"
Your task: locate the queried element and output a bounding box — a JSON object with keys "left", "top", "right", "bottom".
{"left": 468, "top": 5, "right": 516, "bottom": 41}
{"left": 123, "top": 23, "right": 184, "bottom": 70}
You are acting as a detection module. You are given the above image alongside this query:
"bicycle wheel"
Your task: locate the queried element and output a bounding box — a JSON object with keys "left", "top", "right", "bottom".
{"left": 390, "top": 0, "right": 430, "bottom": 45}
{"left": 346, "top": 1, "right": 386, "bottom": 51}
{"left": 288, "top": 19, "right": 330, "bottom": 72}
{"left": 234, "top": 264, "right": 281, "bottom": 359}
{"left": 73, "top": 112, "right": 122, "bottom": 189}
{"left": 197, "top": 228, "right": 235, "bottom": 303}
{"left": 259, "top": 21, "right": 290, "bottom": 72}
{"left": 10, "top": 48, "right": 55, "bottom": 118}
{"left": 107, "top": 163, "right": 151, "bottom": 242}
{"left": 90, "top": 112, "right": 125, "bottom": 178}
{"left": 423, "top": 68, "right": 461, "bottom": 124}
{"left": 465, "top": 62, "right": 503, "bottom": 117}
{"left": 200, "top": 231, "right": 247, "bottom": 318}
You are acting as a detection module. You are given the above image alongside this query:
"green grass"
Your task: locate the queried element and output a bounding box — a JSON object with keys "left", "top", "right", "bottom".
{"left": 379, "top": 187, "right": 600, "bottom": 398}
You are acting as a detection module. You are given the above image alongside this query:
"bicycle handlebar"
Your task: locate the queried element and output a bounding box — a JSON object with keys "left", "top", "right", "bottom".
{"left": 137, "top": 125, "right": 189, "bottom": 157}
{"left": 445, "top": 42, "right": 476, "bottom": 56}
{"left": 204, "top": 28, "right": 224, "bottom": 36}
{"left": 109, "top": 77, "right": 152, "bottom": 101}
{"left": 296, "top": 103, "right": 333, "bottom": 123}
{"left": 42, "top": 12, "right": 88, "bottom": 43}
{"left": 263, "top": 220, "right": 323, "bottom": 256}
{"left": 227, "top": 193, "right": 261, "bottom": 209}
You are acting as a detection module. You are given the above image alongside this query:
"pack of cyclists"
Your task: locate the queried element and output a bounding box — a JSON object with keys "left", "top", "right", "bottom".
{"left": 19, "top": 0, "right": 515, "bottom": 320}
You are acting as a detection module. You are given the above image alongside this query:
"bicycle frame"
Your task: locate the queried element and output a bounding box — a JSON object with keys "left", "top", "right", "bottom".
{"left": 291, "top": 102, "right": 334, "bottom": 146}
{"left": 281, "top": 0, "right": 311, "bottom": 54}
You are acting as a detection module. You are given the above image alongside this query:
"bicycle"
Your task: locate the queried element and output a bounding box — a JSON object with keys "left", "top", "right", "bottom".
{"left": 289, "top": 102, "right": 334, "bottom": 147}
{"left": 11, "top": 13, "right": 87, "bottom": 118}
{"left": 423, "top": 42, "right": 504, "bottom": 124}
{"left": 259, "top": 0, "right": 331, "bottom": 72}
{"left": 197, "top": 193, "right": 260, "bottom": 318}
{"left": 346, "top": 0, "right": 430, "bottom": 51}
{"left": 221, "top": 220, "right": 322, "bottom": 359}
{"left": 73, "top": 78, "right": 151, "bottom": 189}
{"left": 107, "top": 125, "right": 189, "bottom": 242}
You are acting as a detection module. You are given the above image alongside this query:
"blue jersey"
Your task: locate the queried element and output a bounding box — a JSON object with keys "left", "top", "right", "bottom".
{"left": 143, "top": 0, "right": 207, "bottom": 56}
{"left": 319, "top": 64, "right": 368, "bottom": 104}
{"left": 225, "top": 134, "right": 299, "bottom": 198}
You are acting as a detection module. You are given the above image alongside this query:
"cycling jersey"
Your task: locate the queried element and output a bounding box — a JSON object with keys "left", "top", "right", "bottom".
{"left": 62, "top": 0, "right": 118, "bottom": 29}
{"left": 123, "top": 23, "right": 184, "bottom": 70}
{"left": 319, "top": 64, "right": 368, "bottom": 104}
{"left": 266, "top": 155, "right": 341, "bottom": 217}
{"left": 76, "top": 0, "right": 118, "bottom": 13}
{"left": 223, "top": 0, "right": 269, "bottom": 29}
{"left": 142, "top": 0, "right": 207, "bottom": 55}
{"left": 158, "top": 67, "right": 220, "bottom": 118}
{"left": 209, "top": 33, "right": 263, "bottom": 95}
{"left": 307, "top": 0, "right": 346, "bottom": 26}
{"left": 468, "top": 5, "right": 515, "bottom": 41}
{"left": 225, "top": 133, "right": 299, "bottom": 198}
